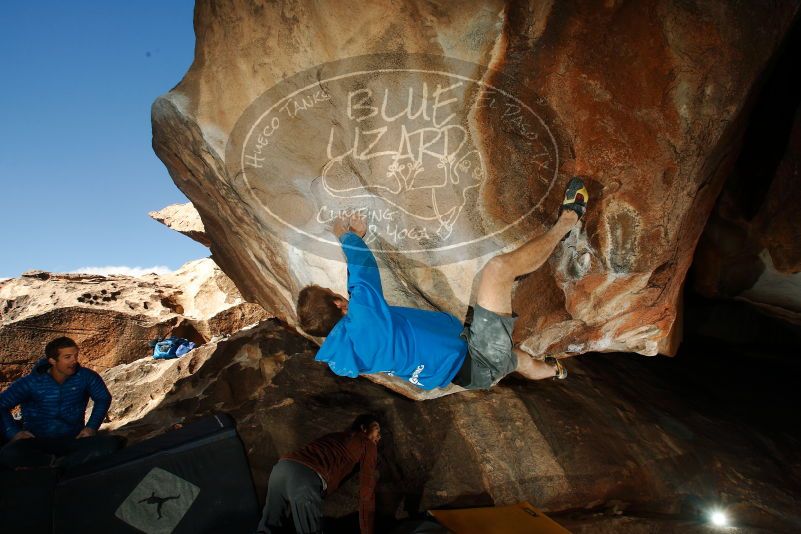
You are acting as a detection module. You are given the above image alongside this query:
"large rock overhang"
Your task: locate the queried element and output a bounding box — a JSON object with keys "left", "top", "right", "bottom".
{"left": 151, "top": 0, "right": 800, "bottom": 397}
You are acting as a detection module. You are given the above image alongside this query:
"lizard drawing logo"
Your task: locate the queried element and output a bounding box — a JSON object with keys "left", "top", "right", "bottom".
{"left": 321, "top": 112, "right": 485, "bottom": 240}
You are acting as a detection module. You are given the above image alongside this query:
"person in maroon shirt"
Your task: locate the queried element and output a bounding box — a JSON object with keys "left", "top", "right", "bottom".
{"left": 256, "top": 414, "right": 380, "bottom": 534}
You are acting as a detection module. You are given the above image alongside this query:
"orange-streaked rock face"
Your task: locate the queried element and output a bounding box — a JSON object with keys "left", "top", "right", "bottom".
{"left": 151, "top": 0, "right": 799, "bottom": 394}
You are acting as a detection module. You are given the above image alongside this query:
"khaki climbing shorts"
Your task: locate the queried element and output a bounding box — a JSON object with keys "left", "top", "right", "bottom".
{"left": 452, "top": 305, "right": 518, "bottom": 390}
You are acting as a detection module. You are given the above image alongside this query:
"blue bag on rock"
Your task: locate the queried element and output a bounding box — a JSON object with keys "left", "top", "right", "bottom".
{"left": 175, "top": 340, "right": 196, "bottom": 357}
{"left": 151, "top": 337, "right": 194, "bottom": 360}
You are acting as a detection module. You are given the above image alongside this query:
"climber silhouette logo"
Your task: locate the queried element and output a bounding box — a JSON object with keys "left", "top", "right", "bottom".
{"left": 228, "top": 53, "right": 564, "bottom": 265}
{"left": 139, "top": 490, "right": 181, "bottom": 519}
{"left": 115, "top": 467, "right": 200, "bottom": 533}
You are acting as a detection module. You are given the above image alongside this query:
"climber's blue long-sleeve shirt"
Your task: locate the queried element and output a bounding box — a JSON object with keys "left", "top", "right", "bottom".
{"left": 315, "top": 232, "right": 467, "bottom": 390}
{"left": 0, "top": 359, "right": 112, "bottom": 440}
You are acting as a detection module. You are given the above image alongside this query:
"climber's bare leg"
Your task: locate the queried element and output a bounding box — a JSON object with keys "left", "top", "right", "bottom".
{"left": 474, "top": 211, "right": 578, "bottom": 381}
{"left": 513, "top": 348, "right": 560, "bottom": 380}
{"left": 476, "top": 211, "right": 579, "bottom": 315}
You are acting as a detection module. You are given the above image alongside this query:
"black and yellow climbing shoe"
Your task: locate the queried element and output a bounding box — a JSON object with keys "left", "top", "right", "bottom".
{"left": 544, "top": 355, "right": 568, "bottom": 380}
{"left": 559, "top": 176, "right": 589, "bottom": 219}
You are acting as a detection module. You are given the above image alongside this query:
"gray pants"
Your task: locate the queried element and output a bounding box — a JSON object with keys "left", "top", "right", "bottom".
{"left": 256, "top": 459, "right": 324, "bottom": 534}
{"left": 452, "top": 304, "right": 518, "bottom": 390}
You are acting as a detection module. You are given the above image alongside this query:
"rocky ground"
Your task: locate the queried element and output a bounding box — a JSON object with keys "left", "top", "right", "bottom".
{"left": 102, "top": 311, "right": 801, "bottom": 533}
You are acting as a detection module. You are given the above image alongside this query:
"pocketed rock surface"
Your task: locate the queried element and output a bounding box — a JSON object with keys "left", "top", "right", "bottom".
{"left": 0, "top": 258, "right": 269, "bottom": 387}
{"left": 105, "top": 320, "right": 801, "bottom": 533}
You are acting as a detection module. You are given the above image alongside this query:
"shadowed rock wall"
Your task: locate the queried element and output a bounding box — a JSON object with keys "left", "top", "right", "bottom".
{"left": 693, "top": 21, "right": 801, "bottom": 323}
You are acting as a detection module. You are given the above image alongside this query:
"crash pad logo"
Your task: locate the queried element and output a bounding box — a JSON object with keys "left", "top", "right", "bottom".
{"left": 115, "top": 467, "right": 200, "bottom": 533}
{"left": 227, "top": 54, "right": 560, "bottom": 263}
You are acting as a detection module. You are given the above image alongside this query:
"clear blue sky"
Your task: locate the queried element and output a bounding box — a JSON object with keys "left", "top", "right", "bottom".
{"left": 0, "top": 1, "right": 208, "bottom": 278}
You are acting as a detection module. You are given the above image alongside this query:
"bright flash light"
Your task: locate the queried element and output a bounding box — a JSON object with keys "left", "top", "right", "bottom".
{"left": 710, "top": 510, "right": 729, "bottom": 527}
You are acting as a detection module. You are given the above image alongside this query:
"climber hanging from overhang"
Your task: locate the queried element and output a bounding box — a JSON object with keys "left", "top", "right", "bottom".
{"left": 296, "top": 177, "right": 589, "bottom": 392}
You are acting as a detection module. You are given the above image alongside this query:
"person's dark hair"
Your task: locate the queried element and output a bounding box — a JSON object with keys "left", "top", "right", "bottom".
{"left": 297, "top": 285, "right": 343, "bottom": 337}
{"left": 45, "top": 337, "right": 78, "bottom": 360}
{"left": 348, "top": 413, "right": 380, "bottom": 433}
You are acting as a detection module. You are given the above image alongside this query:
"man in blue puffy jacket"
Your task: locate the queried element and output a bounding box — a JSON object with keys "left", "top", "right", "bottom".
{"left": 298, "top": 178, "right": 589, "bottom": 391}
{"left": 0, "top": 336, "right": 123, "bottom": 469}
